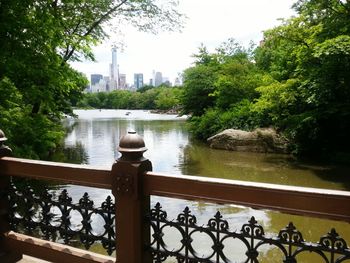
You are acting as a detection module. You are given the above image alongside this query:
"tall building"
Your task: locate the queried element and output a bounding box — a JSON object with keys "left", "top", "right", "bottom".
{"left": 134, "top": 73, "right": 144, "bottom": 89}
{"left": 91, "top": 74, "right": 103, "bottom": 86}
{"left": 119, "top": 74, "right": 127, "bottom": 90}
{"left": 154, "top": 72, "right": 163, "bottom": 87}
{"left": 109, "top": 47, "right": 119, "bottom": 90}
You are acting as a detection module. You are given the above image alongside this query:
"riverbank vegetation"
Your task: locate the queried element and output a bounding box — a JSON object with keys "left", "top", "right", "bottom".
{"left": 77, "top": 85, "right": 182, "bottom": 111}
{"left": 0, "top": 0, "right": 183, "bottom": 159}
{"left": 182, "top": 0, "right": 350, "bottom": 161}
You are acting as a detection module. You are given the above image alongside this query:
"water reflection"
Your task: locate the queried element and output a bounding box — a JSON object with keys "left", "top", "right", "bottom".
{"left": 181, "top": 141, "right": 350, "bottom": 190}
{"left": 59, "top": 109, "right": 350, "bottom": 261}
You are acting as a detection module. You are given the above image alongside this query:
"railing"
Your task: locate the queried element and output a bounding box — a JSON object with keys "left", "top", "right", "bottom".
{"left": 0, "top": 130, "right": 350, "bottom": 263}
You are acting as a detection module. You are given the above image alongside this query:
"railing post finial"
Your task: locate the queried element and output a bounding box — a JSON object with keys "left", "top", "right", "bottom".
{"left": 118, "top": 130, "right": 147, "bottom": 162}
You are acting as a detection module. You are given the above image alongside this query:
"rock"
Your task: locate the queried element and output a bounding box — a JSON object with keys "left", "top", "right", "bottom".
{"left": 207, "top": 128, "right": 289, "bottom": 153}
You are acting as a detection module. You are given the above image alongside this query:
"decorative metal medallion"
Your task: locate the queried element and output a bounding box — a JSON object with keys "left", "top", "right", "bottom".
{"left": 114, "top": 173, "right": 134, "bottom": 196}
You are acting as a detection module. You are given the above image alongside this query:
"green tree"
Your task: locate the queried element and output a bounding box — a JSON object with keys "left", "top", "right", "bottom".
{"left": 155, "top": 87, "right": 182, "bottom": 110}
{"left": 182, "top": 64, "right": 219, "bottom": 116}
{"left": 182, "top": 40, "right": 269, "bottom": 140}
{"left": 253, "top": 0, "right": 350, "bottom": 157}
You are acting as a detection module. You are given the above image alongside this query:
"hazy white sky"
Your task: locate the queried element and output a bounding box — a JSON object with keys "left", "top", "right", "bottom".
{"left": 70, "top": 0, "right": 296, "bottom": 84}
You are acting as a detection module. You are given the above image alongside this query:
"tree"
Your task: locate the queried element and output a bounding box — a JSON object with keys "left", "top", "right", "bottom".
{"left": 253, "top": 0, "right": 350, "bottom": 157}
{"left": 182, "top": 40, "right": 264, "bottom": 116}
{"left": 155, "top": 87, "right": 182, "bottom": 110}
{"left": 182, "top": 64, "right": 218, "bottom": 116}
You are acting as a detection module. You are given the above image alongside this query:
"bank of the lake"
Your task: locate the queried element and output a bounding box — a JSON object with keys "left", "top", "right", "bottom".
{"left": 59, "top": 109, "right": 350, "bottom": 262}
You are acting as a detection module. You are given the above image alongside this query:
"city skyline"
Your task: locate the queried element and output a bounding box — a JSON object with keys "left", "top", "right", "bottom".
{"left": 88, "top": 47, "right": 172, "bottom": 92}
{"left": 70, "top": 0, "right": 296, "bottom": 84}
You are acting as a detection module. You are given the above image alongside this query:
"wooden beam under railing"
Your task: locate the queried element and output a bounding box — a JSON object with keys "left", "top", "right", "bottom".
{"left": 144, "top": 172, "right": 350, "bottom": 221}
{"left": 0, "top": 157, "right": 112, "bottom": 189}
{"left": 4, "top": 231, "right": 115, "bottom": 263}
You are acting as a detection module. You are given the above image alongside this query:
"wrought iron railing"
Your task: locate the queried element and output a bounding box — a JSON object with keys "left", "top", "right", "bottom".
{"left": 1, "top": 129, "right": 350, "bottom": 263}
{"left": 148, "top": 202, "right": 350, "bottom": 263}
{"left": 6, "top": 181, "right": 116, "bottom": 255}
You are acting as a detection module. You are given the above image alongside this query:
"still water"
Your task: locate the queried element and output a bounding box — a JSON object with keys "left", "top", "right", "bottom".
{"left": 61, "top": 109, "right": 350, "bottom": 262}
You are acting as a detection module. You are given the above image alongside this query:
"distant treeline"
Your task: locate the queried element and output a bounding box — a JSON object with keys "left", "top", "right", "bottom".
{"left": 77, "top": 85, "right": 183, "bottom": 111}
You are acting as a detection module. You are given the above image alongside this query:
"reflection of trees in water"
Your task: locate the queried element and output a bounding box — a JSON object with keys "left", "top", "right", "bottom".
{"left": 63, "top": 142, "right": 88, "bottom": 164}
{"left": 52, "top": 142, "right": 88, "bottom": 164}
{"left": 62, "top": 118, "right": 79, "bottom": 134}
{"left": 179, "top": 142, "right": 203, "bottom": 176}
{"left": 133, "top": 120, "right": 188, "bottom": 135}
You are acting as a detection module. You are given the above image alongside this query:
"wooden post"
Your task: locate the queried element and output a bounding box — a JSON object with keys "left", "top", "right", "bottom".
{"left": 0, "top": 129, "right": 22, "bottom": 262}
{"left": 112, "top": 131, "right": 152, "bottom": 263}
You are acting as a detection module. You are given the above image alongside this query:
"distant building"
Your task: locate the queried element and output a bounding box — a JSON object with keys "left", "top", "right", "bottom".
{"left": 119, "top": 74, "right": 127, "bottom": 90}
{"left": 154, "top": 72, "right": 163, "bottom": 87}
{"left": 103, "top": 76, "right": 110, "bottom": 92}
{"left": 91, "top": 78, "right": 107, "bottom": 93}
{"left": 149, "top": 78, "right": 153, "bottom": 86}
{"left": 91, "top": 74, "right": 103, "bottom": 86}
{"left": 174, "top": 77, "right": 182, "bottom": 86}
{"left": 134, "top": 73, "right": 144, "bottom": 89}
{"left": 109, "top": 47, "right": 119, "bottom": 90}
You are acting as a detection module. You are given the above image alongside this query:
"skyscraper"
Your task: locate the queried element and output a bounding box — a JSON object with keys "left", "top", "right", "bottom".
{"left": 110, "top": 47, "right": 119, "bottom": 90}
{"left": 134, "top": 73, "right": 144, "bottom": 89}
{"left": 154, "top": 72, "right": 163, "bottom": 87}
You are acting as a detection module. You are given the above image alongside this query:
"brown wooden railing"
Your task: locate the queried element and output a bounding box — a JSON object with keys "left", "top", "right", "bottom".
{"left": 0, "top": 130, "right": 350, "bottom": 263}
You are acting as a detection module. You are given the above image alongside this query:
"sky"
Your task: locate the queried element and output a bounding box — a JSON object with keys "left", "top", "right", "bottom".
{"left": 70, "top": 0, "right": 297, "bottom": 85}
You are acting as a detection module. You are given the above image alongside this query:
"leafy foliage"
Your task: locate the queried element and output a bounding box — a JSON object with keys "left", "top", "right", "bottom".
{"left": 183, "top": 1, "right": 350, "bottom": 160}
{"left": 253, "top": 0, "right": 350, "bottom": 157}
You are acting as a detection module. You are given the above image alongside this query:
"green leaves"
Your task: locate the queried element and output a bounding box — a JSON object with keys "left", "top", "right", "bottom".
{"left": 253, "top": 0, "right": 350, "bottom": 157}
{"left": 77, "top": 86, "right": 182, "bottom": 111}
{"left": 182, "top": 1, "right": 350, "bottom": 159}
{"left": 314, "top": 35, "right": 350, "bottom": 57}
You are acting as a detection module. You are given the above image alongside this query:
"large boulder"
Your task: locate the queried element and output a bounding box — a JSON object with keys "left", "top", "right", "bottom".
{"left": 207, "top": 128, "right": 289, "bottom": 153}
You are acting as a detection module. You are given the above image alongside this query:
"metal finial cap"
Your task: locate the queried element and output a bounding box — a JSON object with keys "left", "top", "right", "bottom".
{"left": 118, "top": 130, "right": 147, "bottom": 153}
{"left": 0, "top": 129, "right": 7, "bottom": 142}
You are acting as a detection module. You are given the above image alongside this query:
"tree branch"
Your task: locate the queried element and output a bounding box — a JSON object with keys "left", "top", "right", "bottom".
{"left": 83, "top": 0, "right": 128, "bottom": 38}
{"left": 62, "top": 0, "right": 128, "bottom": 62}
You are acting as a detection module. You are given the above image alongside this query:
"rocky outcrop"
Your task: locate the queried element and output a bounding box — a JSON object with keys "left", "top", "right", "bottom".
{"left": 207, "top": 128, "right": 289, "bottom": 153}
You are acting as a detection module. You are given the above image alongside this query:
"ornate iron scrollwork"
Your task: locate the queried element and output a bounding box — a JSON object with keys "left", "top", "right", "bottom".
{"left": 7, "top": 181, "right": 116, "bottom": 255}
{"left": 147, "top": 202, "right": 350, "bottom": 263}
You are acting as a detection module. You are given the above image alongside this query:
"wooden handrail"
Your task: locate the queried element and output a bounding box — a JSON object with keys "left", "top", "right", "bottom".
{"left": 2, "top": 157, "right": 350, "bottom": 221}
{"left": 144, "top": 171, "right": 350, "bottom": 221}
{"left": 1, "top": 157, "right": 350, "bottom": 221}
{"left": 0, "top": 157, "right": 112, "bottom": 189}
{"left": 4, "top": 231, "right": 115, "bottom": 263}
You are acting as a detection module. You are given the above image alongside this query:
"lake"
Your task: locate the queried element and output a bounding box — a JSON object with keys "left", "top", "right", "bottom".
{"left": 60, "top": 109, "right": 350, "bottom": 262}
